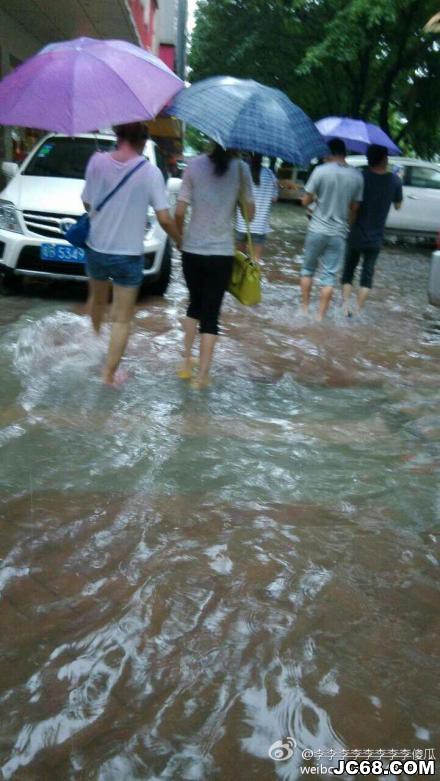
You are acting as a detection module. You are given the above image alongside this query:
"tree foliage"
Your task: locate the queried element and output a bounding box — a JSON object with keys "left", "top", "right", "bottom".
{"left": 184, "top": 125, "right": 210, "bottom": 153}
{"left": 189, "top": 0, "right": 440, "bottom": 157}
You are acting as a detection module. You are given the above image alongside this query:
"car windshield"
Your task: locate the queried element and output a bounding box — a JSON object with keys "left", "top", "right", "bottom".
{"left": 22, "top": 137, "right": 116, "bottom": 179}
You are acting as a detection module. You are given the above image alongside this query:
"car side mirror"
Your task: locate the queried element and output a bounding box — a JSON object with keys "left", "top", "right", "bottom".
{"left": 2, "top": 162, "right": 19, "bottom": 178}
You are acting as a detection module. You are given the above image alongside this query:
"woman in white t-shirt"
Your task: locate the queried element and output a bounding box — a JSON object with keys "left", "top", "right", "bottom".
{"left": 235, "top": 153, "right": 278, "bottom": 262}
{"left": 82, "top": 122, "right": 179, "bottom": 386}
{"left": 175, "top": 144, "right": 255, "bottom": 389}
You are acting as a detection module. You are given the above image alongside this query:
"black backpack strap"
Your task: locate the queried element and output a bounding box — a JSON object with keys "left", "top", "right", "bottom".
{"left": 95, "top": 159, "right": 146, "bottom": 212}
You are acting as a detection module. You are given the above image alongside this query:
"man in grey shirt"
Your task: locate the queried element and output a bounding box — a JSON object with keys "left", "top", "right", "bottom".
{"left": 300, "top": 138, "right": 364, "bottom": 320}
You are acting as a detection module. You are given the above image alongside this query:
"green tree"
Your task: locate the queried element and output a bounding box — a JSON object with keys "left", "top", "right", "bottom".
{"left": 184, "top": 125, "right": 210, "bottom": 153}
{"left": 189, "top": 0, "right": 440, "bottom": 157}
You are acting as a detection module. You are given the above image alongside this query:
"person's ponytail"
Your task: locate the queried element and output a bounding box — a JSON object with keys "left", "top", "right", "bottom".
{"left": 209, "top": 143, "right": 233, "bottom": 176}
{"left": 250, "top": 153, "right": 262, "bottom": 186}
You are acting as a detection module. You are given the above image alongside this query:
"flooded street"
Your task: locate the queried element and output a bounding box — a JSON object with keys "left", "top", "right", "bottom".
{"left": 0, "top": 203, "right": 439, "bottom": 780}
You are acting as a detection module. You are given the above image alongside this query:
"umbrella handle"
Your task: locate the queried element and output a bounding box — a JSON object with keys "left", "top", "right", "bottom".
{"left": 242, "top": 202, "right": 255, "bottom": 261}
{"left": 239, "top": 162, "right": 255, "bottom": 261}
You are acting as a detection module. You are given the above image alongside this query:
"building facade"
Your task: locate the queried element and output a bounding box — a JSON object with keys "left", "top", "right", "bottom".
{"left": 126, "top": 0, "right": 188, "bottom": 74}
{"left": 128, "top": 0, "right": 159, "bottom": 52}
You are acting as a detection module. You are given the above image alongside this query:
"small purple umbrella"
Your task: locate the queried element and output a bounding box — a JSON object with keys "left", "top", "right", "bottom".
{"left": 316, "top": 116, "right": 401, "bottom": 155}
{"left": 0, "top": 37, "right": 183, "bottom": 134}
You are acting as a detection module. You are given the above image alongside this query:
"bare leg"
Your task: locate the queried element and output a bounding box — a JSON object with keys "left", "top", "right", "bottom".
{"left": 198, "top": 333, "right": 217, "bottom": 386}
{"left": 318, "top": 285, "right": 334, "bottom": 320}
{"left": 300, "top": 276, "right": 313, "bottom": 314}
{"left": 102, "top": 283, "right": 138, "bottom": 384}
{"left": 357, "top": 286, "right": 370, "bottom": 311}
{"left": 253, "top": 244, "right": 264, "bottom": 262}
{"left": 178, "top": 316, "right": 198, "bottom": 377}
{"left": 183, "top": 316, "right": 198, "bottom": 360}
{"left": 236, "top": 241, "right": 247, "bottom": 254}
{"left": 88, "top": 279, "right": 111, "bottom": 334}
{"left": 342, "top": 282, "right": 353, "bottom": 315}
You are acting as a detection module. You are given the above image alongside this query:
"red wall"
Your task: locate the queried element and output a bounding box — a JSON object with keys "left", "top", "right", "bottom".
{"left": 159, "top": 44, "right": 175, "bottom": 71}
{"left": 129, "top": 0, "right": 177, "bottom": 75}
{"left": 129, "top": 0, "right": 157, "bottom": 50}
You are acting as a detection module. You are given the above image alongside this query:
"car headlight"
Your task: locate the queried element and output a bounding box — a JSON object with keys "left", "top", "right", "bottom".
{"left": 0, "top": 200, "right": 23, "bottom": 233}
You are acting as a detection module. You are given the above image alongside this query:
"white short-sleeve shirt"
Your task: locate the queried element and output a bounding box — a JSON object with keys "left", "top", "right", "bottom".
{"left": 82, "top": 152, "right": 169, "bottom": 255}
{"left": 178, "top": 155, "right": 254, "bottom": 256}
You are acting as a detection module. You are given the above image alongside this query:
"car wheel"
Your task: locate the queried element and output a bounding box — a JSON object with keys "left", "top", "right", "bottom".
{"left": 0, "top": 269, "right": 23, "bottom": 295}
{"left": 141, "top": 240, "right": 172, "bottom": 297}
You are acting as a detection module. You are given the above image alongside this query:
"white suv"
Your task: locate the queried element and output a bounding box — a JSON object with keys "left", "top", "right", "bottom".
{"left": 347, "top": 155, "right": 440, "bottom": 240}
{"left": 0, "top": 132, "right": 180, "bottom": 294}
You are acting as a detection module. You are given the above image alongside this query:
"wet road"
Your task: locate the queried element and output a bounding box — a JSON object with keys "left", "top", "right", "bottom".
{"left": 0, "top": 204, "right": 439, "bottom": 780}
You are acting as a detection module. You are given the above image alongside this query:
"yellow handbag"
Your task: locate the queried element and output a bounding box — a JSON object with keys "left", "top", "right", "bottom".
{"left": 229, "top": 249, "right": 261, "bottom": 306}
{"left": 229, "top": 188, "right": 261, "bottom": 307}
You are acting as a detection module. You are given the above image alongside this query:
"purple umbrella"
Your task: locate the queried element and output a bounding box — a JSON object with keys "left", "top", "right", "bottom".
{"left": 316, "top": 116, "right": 401, "bottom": 155}
{"left": 0, "top": 37, "right": 183, "bottom": 134}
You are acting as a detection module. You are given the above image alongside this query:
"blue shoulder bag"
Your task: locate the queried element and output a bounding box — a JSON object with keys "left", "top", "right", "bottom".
{"left": 65, "top": 159, "right": 146, "bottom": 249}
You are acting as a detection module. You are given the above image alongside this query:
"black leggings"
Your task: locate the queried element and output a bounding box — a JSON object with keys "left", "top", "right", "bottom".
{"left": 341, "top": 246, "right": 380, "bottom": 289}
{"left": 182, "top": 252, "right": 233, "bottom": 335}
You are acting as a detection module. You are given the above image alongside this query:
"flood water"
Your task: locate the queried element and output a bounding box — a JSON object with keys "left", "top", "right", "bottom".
{"left": 0, "top": 204, "right": 439, "bottom": 780}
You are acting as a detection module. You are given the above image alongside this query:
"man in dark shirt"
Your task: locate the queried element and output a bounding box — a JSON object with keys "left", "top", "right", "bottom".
{"left": 342, "top": 144, "right": 403, "bottom": 314}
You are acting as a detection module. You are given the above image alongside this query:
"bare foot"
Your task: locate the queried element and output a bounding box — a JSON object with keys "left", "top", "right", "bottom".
{"left": 102, "top": 368, "right": 128, "bottom": 387}
{"left": 113, "top": 368, "right": 128, "bottom": 386}
{"left": 190, "top": 374, "right": 211, "bottom": 390}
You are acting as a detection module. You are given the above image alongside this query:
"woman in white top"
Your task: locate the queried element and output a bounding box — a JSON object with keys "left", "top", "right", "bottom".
{"left": 175, "top": 144, "right": 255, "bottom": 389}
{"left": 82, "top": 122, "right": 179, "bottom": 386}
{"left": 235, "top": 153, "right": 279, "bottom": 262}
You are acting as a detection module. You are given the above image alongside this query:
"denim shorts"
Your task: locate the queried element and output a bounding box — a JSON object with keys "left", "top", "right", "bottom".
{"left": 86, "top": 247, "right": 144, "bottom": 287}
{"left": 301, "top": 231, "right": 346, "bottom": 287}
{"left": 235, "top": 231, "right": 266, "bottom": 246}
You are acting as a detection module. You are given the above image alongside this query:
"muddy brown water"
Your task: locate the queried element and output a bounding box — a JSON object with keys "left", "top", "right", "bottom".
{"left": 0, "top": 204, "right": 439, "bottom": 779}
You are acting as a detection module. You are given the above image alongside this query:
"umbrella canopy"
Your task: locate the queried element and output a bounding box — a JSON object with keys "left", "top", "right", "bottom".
{"left": 167, "top": 76, "right": 328, "bottom": 164}
{"left": 0, "top": 37, "right": 183, "bottom": 134}
{"left": 316, "top": 116, "right": 400, "bottom": 155}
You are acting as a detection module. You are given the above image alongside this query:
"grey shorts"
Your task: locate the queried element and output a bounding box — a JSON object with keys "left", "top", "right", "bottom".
{"left": 301, "top": 231, "right": 346, "bottom": 286}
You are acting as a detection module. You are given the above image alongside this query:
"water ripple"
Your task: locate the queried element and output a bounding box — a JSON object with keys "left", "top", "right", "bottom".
{"left": 0, "top": 207, "right": 439, "bottom": 778}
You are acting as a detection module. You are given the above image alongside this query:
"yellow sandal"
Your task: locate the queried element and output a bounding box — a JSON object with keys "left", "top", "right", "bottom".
{"left": 176, "top": 357, "right": 199, "bottom": 380}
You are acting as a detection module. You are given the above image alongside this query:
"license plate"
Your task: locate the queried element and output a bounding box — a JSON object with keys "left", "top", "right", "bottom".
{"left": 40, "top": 244, "right": 86, "bottom": 262}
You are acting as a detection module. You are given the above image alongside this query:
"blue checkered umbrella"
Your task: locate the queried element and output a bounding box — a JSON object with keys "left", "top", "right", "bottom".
{"left": 167, "top": 76, "right": 328, "bottom": 164}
